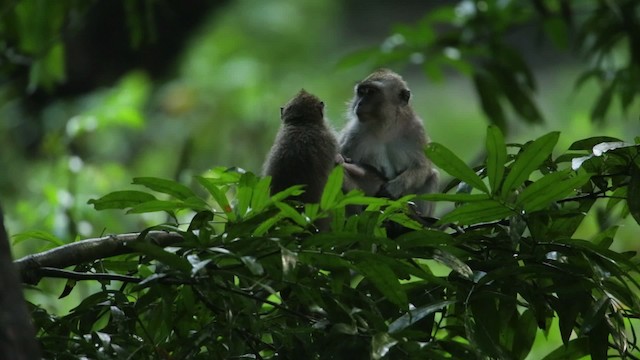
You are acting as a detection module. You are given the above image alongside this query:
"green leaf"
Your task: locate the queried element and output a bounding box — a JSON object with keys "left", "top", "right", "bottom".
{"left": 490, "top": 63, "right": 542, "bottom": 124}
{"left": 252, "top": 213, "right": 283, "bottom": 236}
{"left": 182, "top": 197, "right": 211, "bottom": 211}
{"left": 250, "top": 176, "right": 272, "bottom": 212}
{"left": 568, "top": 136, "right": 623, "bottom": 150}
{"left": 298, "top": 252, "right": 351, "bottom": 269}
{"left": 394, "top": 229, "right": 456, "bottom": 249}
{"left": 281, "top": 247, "right": 298, "bottom": 282}
{"left": 274, "top": 202, "right": 308, "bottom": 227}
{"left": 593, "top": 226, "right": 618, "bottom": 248}
{"left": 573, "top": 69, "right": 601, "bottom": 92}
{"left": 579, "top": 296, "right": 610, "bottom": 335}
{"left": 570, "top": 155, "right": 593, "bottom": 170}
{"left": 423, "top": 58, "right": 445, "bottom": 82}
{"left": 235, "top": 172, "right": 259, "bottom": 217}
{"left": 127, "top": 200, "right": 188, "bottom": 214}
{"left": 432, "top": 249, "right": 473, "bottom": 279}
{"left": 628, "top": 162, "right": 640, "bottom": 225}
{"left": 499, "top": 46, "right": 536, "bottom": 91}
{"left": 88, "top": 190, "right": 157, "bottom": 210}
{"left": 439, "top": 200, "right": 513, "bottom": 225}
{"left": 512, "top": 310, "right": 537, "bottom": 360}
{"left": 541, "top": 338, "right": 590, "bottom": 360}
{"left": 417, "top": 193, "right": 490, "bottom": 202}
{"left": 127, "top": 242, "right": 191, "bottom": 273}
{"left": 473, "top": 71, "right": 507, "bottom": 131}
{"left": 591, "top": 83, "right": 614, "bottom": 123}
{"left": 270, "top": 185, "right": 305, "bottom": 202}
{"left": 486, "top": 125, "right": 507, "bottom": 194}
{"left": 588, "top": 321, "right": 608, "bottom": 360}
{"left": 321, "top": 166, "right": 344, "bottom": 210}
{"left": 465, "top": 302, "right": 504, "bottom": 358}
{"left": 388, "top": 300, "right": 454, "bottom": 334}
{"left": 200, "top": 167, "right": 243, "bottom": 184}
{"left": 371, "top": 332, "right": 398, "bottom": 360}
{"left": 425, "top": 142, "right": 489, "bottom": 193}
{"left": 196, "top": 176, "right": 237, "bottom": 222}
{"left": 351, "top": 254, "right": 408, "bottom": 309}
{"left": 240, "top": 256, "right": 264, "bottom": 276}
{"left": 425, "top": 6, "right": 455, "bottom": 23}
{"left": 335, "top": 194, "right": 390, "bottom": 208}
{"left": 501, "top": 132, "right": 559, "bottom": 195}
{"left": 591, "top": 141, "right": 634, "bottom": 156}
{"left": 187, "top": 211, "right": 214, "bottom": 232}
{"left": 336, "top": 47, "right": 379, "bottom": 69}
{"left": 543, "top": 17, "right": 569, "bottom": 49}
{"left": 555, "top": 294, "right": 583, "bottom": 346}
{"left": 12, "top": 230, "right": 65, "bottom": 247}
{"left": 516, "top": 169, "right": 591, "bottom": 213}
{"left": 132, "top": 177, "right": 196, "bottom": 200}
{"left": 386, "top": 213, "right": 424, "bottom": 231}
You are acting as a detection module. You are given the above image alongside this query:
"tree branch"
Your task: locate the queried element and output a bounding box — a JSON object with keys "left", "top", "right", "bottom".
{"left": 15, "top": 231, "right": 184, "bottom": 285}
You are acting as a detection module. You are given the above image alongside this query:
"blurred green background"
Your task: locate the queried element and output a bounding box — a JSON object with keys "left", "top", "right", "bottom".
{"left": 2, "top": 0, "right": 638, "bottom": 357}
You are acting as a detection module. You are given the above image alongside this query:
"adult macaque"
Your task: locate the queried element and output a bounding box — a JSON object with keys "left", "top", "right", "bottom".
{"left": 339, "top": 69, "right": 438, "bottom": 215}
{"left": 263, "top": 90, "right": 338, "bottom": 203}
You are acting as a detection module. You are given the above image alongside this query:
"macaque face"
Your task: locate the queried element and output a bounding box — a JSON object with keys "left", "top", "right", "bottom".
{"left": 351, "top": 75, "right": 411, "bottom": 123}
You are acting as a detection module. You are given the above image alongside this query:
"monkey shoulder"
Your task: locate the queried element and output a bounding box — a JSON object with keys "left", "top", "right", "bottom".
{"left": 339, "top": 120, "right": 371, "bottom": 153}
{"left": 272, "top": 125, "right": 336, "bottom": 164}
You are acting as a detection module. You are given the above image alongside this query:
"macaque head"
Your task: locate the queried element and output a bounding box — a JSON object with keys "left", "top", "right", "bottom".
{"left": 351, "top": 69, "right": 411, "bottom": 124}
{"left": 281, "top": 89, "right": 325, "bottom": 125}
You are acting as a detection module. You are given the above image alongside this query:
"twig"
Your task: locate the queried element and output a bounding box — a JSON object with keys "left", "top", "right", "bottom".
{"left": 558, "top": 193, "right": 626, "bottom": 203}
{"left": 213, "top": 283, "right": 314, "bottom": 321}
{"left": 558, "top": 181, "right": 629, "bottom": 204}
{"left": 35, "top": 267, "right": 142, "bottom": 283}
{"left": 15, "top": 231, "right": 184, "bottom": 285}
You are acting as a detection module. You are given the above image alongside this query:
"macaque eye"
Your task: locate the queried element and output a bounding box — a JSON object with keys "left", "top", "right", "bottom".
{"left": 357, "top": 84, "right": 375, "bottom": 97}
{"left": 399, "top": 89, "right": 411, "bottom": 103}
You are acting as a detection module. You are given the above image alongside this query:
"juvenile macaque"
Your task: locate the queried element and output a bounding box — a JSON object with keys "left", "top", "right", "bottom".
{"left": 339, "top": 69, "right": 438, "bottom": 215}
{"left": 263, "top": 90, "right": 338, "bottom": 203}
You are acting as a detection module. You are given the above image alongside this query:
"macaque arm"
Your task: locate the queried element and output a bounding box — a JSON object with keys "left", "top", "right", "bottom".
{"left": 381, "top": 165, "right": 438, "bottom": 216}
{"left": 385, "top": 163, "right": 423, "bottom": 194}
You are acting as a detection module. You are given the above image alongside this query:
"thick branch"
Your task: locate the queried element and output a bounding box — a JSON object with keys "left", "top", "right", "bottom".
{"left": 15, "top": 231, "right": 184, "bottom": 284}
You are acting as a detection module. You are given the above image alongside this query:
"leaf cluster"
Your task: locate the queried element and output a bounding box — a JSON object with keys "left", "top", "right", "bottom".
{"left": 27, "top": 127, "right": 640, "bottom": 359}
{"left": 341, "top": 0, "right": 640, "bottom": 128}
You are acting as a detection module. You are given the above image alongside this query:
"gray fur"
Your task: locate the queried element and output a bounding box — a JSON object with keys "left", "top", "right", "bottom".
{"left": 339, "top": 69, "right": 438, "bottom": 216}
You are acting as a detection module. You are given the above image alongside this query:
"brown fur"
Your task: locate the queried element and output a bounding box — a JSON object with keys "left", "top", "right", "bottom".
{"left": 263, "top": 90, "right": 338, "bottom": 203}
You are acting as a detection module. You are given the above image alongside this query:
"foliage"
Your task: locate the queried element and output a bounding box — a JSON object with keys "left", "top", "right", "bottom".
{"left": 1, "top": 0, "right": 343, "bottom": 247}
{"left": 28, "top": 127, "right": 640, "bottom": 359}
{"left": 342, "top": 0, "right": 640, "bottom": 129}
{"left": 4, "top": 0, "right": 639, "bottom": 358}
{"left": 0, "top": 0, "right": 159, "bottom": 91}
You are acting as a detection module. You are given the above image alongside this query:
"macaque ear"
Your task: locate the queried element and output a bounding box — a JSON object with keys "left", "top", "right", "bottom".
{"left": 316, "top": 101, "right": 325, "bottom": 117}
{"left": 280, "top": 107, "right": 284, "bottom": 118}
{"left": 400, "top": 89, "right": 411, "bottom": 103}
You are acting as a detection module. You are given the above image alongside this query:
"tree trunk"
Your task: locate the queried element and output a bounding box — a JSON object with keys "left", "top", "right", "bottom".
{"left": 0, "top": 205, "right": 41, "bottom": 359}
